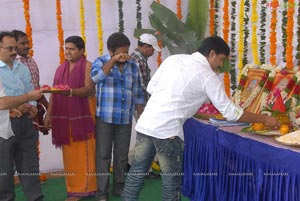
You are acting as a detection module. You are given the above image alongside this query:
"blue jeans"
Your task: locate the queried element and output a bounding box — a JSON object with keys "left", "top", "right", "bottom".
{"left": 122, "top": 132, "right": 184, "bottom": 201}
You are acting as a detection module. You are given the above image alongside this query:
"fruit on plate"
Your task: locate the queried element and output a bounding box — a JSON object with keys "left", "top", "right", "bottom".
{"left": 251, "top": 123, "right": 265, "bottom": 131}
{"left": 279, "top": 124, "right": 289, "bottom": 134}
{"left": 52, "top": 84, "right": 70, "bottom": 90}
{"left": 41, "top": 84, "right": 51, "bottom": 90}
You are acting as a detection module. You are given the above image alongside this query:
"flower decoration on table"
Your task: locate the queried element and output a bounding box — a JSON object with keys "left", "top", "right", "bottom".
{"left": 136, "top": 0, "right": 142, "bottom": 29}
{"left": 118, "top": 0, "right": 124, "bottom": 33}
{"left": 194, "top": 102, "right": 223, "bottom": 120}
{"left": 23, "top": 0, "right": 34, "bottom": 57}
{"left": 280, "top": 69, "right": 296, "bottom": 101}
{"left": 233, "top": 64, "right": 271, "bottom": 109}
{"left": 285, "top": 0, "right": 295, "bottom": 70}
{"left": 286, "top": 71, "right": 300, "bottom": 126}
{"left": 56, "top": 0, "right": 65, "bottom": 64}
{"left": 260, "top": 64, "right": 280, "bottom": 114}
{"left": 230, "top": 1, "right": 237, "bottom": 91}
{"left": 95, "top": 0, "right": 103, "bottom": 55}
{"left": 261, "top": 89, "right": 292, "bottom": 125}
{"left": 259, "top": 0, "right": 267, "bottom": 64}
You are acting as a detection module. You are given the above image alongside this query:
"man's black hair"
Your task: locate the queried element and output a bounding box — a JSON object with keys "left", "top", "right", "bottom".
{"left": 65, "top": 35, "right": 85, "bottom": 51}
{"left": 107, "top": 32, "right": 130, "bottom": 52}
{"left": 11, "top": 30, "right": 27, "bottom": 42}
{"left": 0, "top": 31, "right": 14, "bottom": 43}
{"left": 197, "top": 36, "right": 230, "bottom": 57}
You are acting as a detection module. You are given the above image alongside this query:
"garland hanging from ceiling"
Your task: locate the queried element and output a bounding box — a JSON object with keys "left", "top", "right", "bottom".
{"left": 23, "top": 0, "right": 34, "bottom": 57}
{"left": 56, "top": 0, "right": 65, "bottom": 64}
{"left": 79, "top": 0, "right": 87, "bottom": 48}
{"left": 118, "top": 0, "right": 124, "bottom": 33}
{"left": 95, "top": 0, "right": 103, "bottom": 55}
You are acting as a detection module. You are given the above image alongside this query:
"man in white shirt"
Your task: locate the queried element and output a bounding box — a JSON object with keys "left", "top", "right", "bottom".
{"left": 122, "top": 36, "right": 280, "bottom": 201}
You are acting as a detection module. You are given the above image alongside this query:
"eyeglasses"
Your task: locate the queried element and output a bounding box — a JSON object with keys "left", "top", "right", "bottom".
{"left": 1, "top": 46, "right": 18, "bottom": 52}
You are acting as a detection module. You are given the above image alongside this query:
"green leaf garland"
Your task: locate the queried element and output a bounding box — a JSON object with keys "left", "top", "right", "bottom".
{"left": 230, "top": 0, "right": 237, "bottom": 91}
{"left": 259, "top": 0, "right": 267, "bottom": 64}
{"left": 118, "top": 0, "right": 124, "bottom": 32}
{"left": 136, "top": 0, "right": 142, "bottom": 29}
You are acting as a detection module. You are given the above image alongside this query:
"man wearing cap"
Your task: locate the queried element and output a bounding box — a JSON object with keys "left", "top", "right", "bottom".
{"left": 130, "top": 33, "right": 161, "bottom": 179}
{"left": 130, "top": 33, "right": 161, "bottom": 104}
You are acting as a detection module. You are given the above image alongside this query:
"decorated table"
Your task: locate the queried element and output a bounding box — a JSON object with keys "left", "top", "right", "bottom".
{"left": 182, "top": 118, "right": 300, "bottom": 201}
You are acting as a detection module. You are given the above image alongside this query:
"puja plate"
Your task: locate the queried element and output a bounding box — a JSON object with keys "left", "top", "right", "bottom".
{"left": 241, "top": 127, "right": 283, "bottom": 136}
{"left": 42, "top": 89, "right": 70, "bottom": 93}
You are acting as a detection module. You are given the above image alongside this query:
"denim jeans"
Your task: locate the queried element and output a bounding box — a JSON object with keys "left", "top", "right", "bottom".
{"left": 122, "top": 132, "right": 184, "bottom": 201}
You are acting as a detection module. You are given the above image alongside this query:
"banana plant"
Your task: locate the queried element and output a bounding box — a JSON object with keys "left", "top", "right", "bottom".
{"left": 134, "top": 0, "right": 209, "bottom": 55}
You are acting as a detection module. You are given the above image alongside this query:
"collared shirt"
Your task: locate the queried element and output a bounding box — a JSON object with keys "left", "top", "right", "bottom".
{"left": 0, "top": 60, "right": 36, "bottom": 106}
{"left": 136, "top": 52, "right": 243, "bottom": 140}
{"left": 91, "top": 54, "right": 144, "bottom": 124}
{"left": 131, "top": 49, "right": 151, "bottom": 103}
{"left": 0, "top": 80, "right": 15, "bottom": 139}
{"left": 16, "top": 55, "right": 40, "bottom": 89}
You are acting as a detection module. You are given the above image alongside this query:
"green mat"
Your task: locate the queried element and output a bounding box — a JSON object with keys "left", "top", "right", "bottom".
{"left": 15, "top": 176, "right": 189, "bottom": 201}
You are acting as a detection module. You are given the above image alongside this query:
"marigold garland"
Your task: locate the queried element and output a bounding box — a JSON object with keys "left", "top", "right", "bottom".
{"left": 79, "top": 0, "right": 86, "bottom": 45}
{"left": 136, "top": 0, "right": 142, "bottom": 29}
{"left": 250, "top": 0, "right": 259, "bottom": 64}
{"left": 56, "top": 0, "right": 65, "bottom": 64}
{"left": 176, "top": 0, "right": 182, "bottom": 20}
{"left": 118, "top": 0, "right": 124, "bottom": 33}
{"left": 95, "top": 0, "right": 103, "bottom": 55}
{"left": 156, "top": 0, "right": 162, "bottom": 67}
{"left": 269, "top": 1, "right": 277, "bottom": 66}
{"left": 209, "top": 0, "right": 215, "bottom": 36}
{"left": 285, "top": 0, "right": 295, "bottom": 70}
{"left": 230, "top": 1, "right": 237, "bottom": 92}
{"left": 222, "top": 0, "right": 230, "bottom": 96}
{"left": 23, "top": 0, "right": 33, "bottom": 57}
{"left": 237, "top": 0, "right": 245, "bottom": 79}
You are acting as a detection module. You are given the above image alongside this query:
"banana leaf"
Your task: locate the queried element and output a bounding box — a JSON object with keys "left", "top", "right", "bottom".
{"left": 134, "top": 1, "right": 208, "bottom": 55}
{"left": 186, "top": 0, "right": 209, "bottom": 40}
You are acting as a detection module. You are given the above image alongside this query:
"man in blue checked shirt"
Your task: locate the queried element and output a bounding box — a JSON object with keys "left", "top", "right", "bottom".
{"left": 91, "top": 32, "right": 144, "bottom": 201}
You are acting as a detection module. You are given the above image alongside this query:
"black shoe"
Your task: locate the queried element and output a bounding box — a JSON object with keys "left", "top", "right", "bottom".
{"left": 146, "top": 171, "right": 161, "bottom": 179}
{"left": 112, "top": 190, "right": 123, "bottom": 197}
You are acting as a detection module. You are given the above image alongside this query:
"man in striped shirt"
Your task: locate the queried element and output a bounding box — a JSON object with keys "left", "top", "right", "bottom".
{"left": 12, "top": 30, "right": 49, "bottom": 135}
{"left": 91, "top": 32, "right": 144, "bottom": 201}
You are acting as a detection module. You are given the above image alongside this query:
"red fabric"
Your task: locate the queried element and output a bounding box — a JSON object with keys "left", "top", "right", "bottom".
{"left": 51, "top": 56, "right": 95, "bottom": 146}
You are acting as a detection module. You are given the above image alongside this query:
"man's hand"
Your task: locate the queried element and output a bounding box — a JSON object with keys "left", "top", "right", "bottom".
{"left": 263, "top": 115, "right": 281, "bottom": 129}
{"left": 27, "top": 89, "right": 43, "bottom": 101}
{"left": 113, "top": 53, "right": 130, "bottom": 63}
{"left": 28, "top": 106, "right": 38, "bottom": 119}
{"left": 9, "top": 108, "right": 22, "bottom": 118}
{"left": 17, "top": 103, "right": 32, "bottom": 113}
